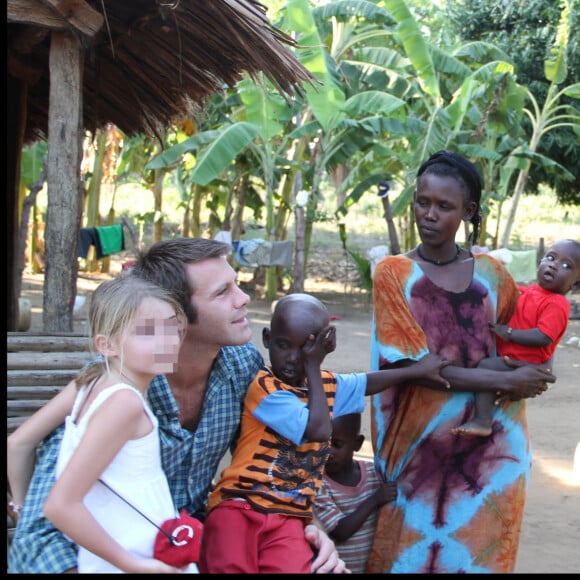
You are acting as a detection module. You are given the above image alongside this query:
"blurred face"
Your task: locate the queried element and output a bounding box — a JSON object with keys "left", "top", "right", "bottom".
{"left": 414, "top": 173, "right": 475, "bottom": 248}
{"left": 121, "top": 297, "right": 182, "bottom": 376}
{"left": 185, "top": 256, "right": 251, "bottom": 347}
{"left": 537, "top": 241, "right": 580, "bottom": 295}
{"left": 263, "top": 304, "right": 327, "bottom": 388}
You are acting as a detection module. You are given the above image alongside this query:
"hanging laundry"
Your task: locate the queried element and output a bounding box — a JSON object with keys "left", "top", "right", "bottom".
{"left": 233, "top": 239, "right": 293, "bottom": 267}
{"left": 78, "top": 228, "right": 104, "bottom": 259}
{"left": 504, "top": 249, "right": 538, "bottom": 284}
{"left": 96, "top": 224, "right": 124, "bottom": 257}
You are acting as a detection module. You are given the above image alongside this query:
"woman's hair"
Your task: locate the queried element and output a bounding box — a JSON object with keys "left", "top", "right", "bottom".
{"left": 417, "top": 150, "right": 483, "bottom": 244}
{"left": 131, "top": 237, "right": 231, "bottom": 324}
{"left": 75, "top": 275, "right": 185, "bottom": 388}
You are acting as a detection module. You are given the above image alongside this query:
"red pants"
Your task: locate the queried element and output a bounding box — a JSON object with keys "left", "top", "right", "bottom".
{"left": 198, "top": 500, "right": 314, "bottom": 573}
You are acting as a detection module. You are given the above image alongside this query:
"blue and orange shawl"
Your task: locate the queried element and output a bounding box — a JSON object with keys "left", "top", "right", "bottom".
{"left": 367, "top": 253, "right": 528, "bottom": 573}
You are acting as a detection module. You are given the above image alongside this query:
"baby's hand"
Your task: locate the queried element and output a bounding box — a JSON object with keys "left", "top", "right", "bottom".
{"left": 489, "top": 321, "right": 510, "bottom": 341}
{"left": 414, "top": 353, "right": 450, "bottom": 389}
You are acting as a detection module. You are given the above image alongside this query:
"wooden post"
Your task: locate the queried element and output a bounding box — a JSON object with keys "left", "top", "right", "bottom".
{"left": 538, "top": 237, "right": 545, "bottom": 264}
{"left": 44, "top": 31, "right": 83, "bottom": 331}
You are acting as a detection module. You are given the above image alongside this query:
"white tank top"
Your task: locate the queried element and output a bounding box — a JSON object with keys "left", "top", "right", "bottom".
{"left": 56, "top": 382, "right": 178, "bottom": 573}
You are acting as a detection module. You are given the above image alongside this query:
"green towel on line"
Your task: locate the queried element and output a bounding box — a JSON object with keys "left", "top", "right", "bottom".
{"left": 505, "top": 249, "right": 537, "bottom": 284}
{"left": 96, "top": 224, "right": 124, "bottom": 257}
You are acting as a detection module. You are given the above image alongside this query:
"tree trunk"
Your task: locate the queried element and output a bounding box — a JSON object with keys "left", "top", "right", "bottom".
{"left": 500, "top": 162, "right": 531, "bottom": 248}
{"left": 152, "top": 170, "right": 164, "bottom": 243}
{"left": 43, "top": 31, "right": 83, "bottom": 332}
{"left": 17, "top": 160, "right": 47, "bottom": 296}
{"left": 231, "top": 170, "right": 249, "bottom": 244}
{"left": 381, "top": 193, "right": 401, "bottom": 255}
{"left": 85, "top": 129, "right": 106, "bottom": 272}
{"left": 291, "top": 204, "right": 306, "bottom": 293}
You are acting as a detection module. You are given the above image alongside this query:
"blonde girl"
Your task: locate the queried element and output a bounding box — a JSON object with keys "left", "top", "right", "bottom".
{"left": 8, "top": 275, "right": 188, "bottom": 573}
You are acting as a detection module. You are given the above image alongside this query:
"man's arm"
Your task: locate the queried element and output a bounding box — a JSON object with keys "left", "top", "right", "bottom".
{"left": 8, "top": 427, "right": 78, "bottom": 573}
{"left": 305, "top": 517, "right": 350, "bottom": 574}
{"left": 8, "top": 381, "right": 77, "bottom": 506}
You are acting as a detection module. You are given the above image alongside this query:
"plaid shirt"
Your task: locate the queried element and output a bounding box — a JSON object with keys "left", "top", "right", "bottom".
{"left": 8, "top": 343, "right": 263, "bottom": 573}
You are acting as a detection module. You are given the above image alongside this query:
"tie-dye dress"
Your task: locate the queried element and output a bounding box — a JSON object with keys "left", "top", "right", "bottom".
{"left": 367, "top": 253, "right": 527, "bottom": 573}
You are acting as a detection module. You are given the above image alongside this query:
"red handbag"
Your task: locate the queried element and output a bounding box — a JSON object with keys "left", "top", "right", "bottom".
{"left": 99, "top": 480, "right": 203, "bottom": 568}
{"left": 153, "top": 510, "right": 203, "bottom": 568}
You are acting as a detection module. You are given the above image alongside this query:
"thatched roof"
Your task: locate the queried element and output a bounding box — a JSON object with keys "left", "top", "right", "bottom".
{"left": 7, "top": 0, "right": 316, "bottom": 142}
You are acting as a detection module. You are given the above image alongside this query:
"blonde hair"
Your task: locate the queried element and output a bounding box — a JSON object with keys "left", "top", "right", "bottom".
{"left": 75, "top": 274, "right": 185, "bottom": 388}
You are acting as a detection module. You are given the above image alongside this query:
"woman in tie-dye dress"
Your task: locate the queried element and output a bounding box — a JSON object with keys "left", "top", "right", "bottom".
{"left": 367, "top": 151, "right": 555, "bottom": 573}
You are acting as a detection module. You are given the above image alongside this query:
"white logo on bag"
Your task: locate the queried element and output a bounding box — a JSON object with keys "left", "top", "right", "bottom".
{"left": 171, "top": 524, "right": 194, "bottom": 546}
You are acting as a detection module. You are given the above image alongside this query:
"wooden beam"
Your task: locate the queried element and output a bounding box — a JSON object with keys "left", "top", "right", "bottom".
{"left": 8, "top": 0, "right": 104, "bottom": 37}
{"left": 8, "top": 0, "right": 69, "bottom": 29}
{"left": 42, "top": 0, "right": 104, "bottom": 37}
{"left": 7, "top": 332, "right": 89, "bottom": 352}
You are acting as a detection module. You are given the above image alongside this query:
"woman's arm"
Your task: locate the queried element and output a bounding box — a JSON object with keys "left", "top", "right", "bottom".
{"left": 443, "top": 363, "right": 554, "bottom": 398}
{"left": 7, "top": 379, "right": 78, "bottom": 508}
{"left": 394, "top": 358, "right": 554, "bottom": 399}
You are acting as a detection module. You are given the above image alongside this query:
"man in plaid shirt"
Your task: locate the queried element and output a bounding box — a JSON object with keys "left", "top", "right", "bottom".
{"left": 8, "top": 238, "right": 346, "bottom": 574}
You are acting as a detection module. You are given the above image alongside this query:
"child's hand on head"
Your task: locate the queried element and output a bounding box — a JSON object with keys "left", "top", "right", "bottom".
{"left": 321, "top": 325, "right": 337, "bottom": 354}
{"left": 302, "top": 325, "right": 336, "bottom": 365}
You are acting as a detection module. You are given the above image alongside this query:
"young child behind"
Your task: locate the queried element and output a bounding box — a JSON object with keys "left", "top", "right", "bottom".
{"left": 198, "top": 293, "right": 450, "bottom": 573}
{"left": 455, "top": 239, "right": 580, "bottom": 437}
{"left": 314, "top": 413, "right": 396, "bottom": 574}
{"left": 7, "top": 275, "right": 192, "bottom": 573}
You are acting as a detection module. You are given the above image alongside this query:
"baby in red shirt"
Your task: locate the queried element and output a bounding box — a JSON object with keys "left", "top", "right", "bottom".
{"left": 454, "top": 239, "right": 580, "bottom": 437}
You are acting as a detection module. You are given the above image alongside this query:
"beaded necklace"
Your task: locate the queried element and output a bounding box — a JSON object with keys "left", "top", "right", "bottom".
{"left": 417, "top": 243, "right": 460, "bottom": 266}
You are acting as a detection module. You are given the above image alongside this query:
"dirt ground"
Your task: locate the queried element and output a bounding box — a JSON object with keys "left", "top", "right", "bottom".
{"left": 18, "top": 267, "right": 580, "bottom": 574}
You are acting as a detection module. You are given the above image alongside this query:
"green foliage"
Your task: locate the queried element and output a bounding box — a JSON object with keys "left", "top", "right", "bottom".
{"left": 450, "top": 0, "right": 580, "bottom": 204}
{"left": 29, "top": 0, "right": 576, "bottom": 287}
{"left": 384, "top": 0, "right": 440, "bottom": 100}
{"left": 285, "top": 0, "right": 346, "bottom": 131}
{"left": 21, "top": 141, "right": 48, "bottom": 187}
{"left": 346, "top": 248, "right": 373, "bottom": 290}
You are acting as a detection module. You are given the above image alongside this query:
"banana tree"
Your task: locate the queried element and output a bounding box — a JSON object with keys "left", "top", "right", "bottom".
{"left": 147, "top": 0, "right": 349, "bottom": 298}
{"left": 331, "top": 0, "right": 573, "bottom": 258}
{"left": 117, "top": 131, "right": 176, "bottom": 244}
{"left": 499, "top": 0, "right": 579, "bottom": 247}
{"left": 328, "top": 2, "right": 522, "bottom": 247}
{"left": 153, "top": 0, "right": 549, "bottom": 287}
{"left": 18, "top": 141, "right": 48, "bottom": 288}
{"left": 147, "top": 82, "right": 306, "bottom": 299}
{"left": 284, "top": 0, "right": 525, "bottom": 259}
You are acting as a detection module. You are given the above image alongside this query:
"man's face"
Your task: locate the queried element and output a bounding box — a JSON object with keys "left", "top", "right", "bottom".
{"left": 184, "top": 256, "right": 252, "bottom": 347}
